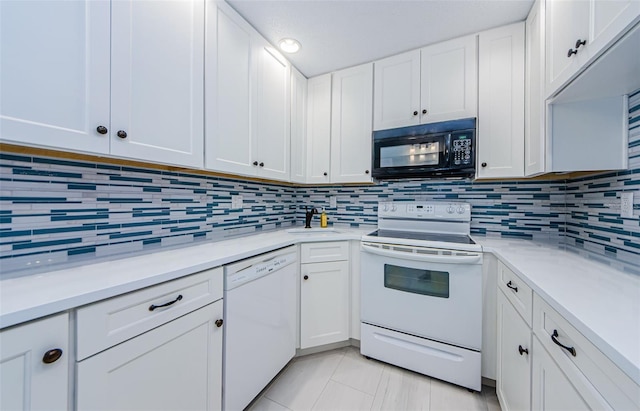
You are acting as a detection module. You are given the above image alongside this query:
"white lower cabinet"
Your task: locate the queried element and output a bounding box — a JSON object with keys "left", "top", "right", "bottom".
{"left": 531, "top": 337, "right": 606, "bottom": 410}
{"left": 0, "top": 313, "right": 69, "bottom": 411}
{"left": 76, "top": 267, "right": 224, "bottom": 410}
{"left": 77, "top": 300, "right": 223, "bottom": 411}
{"left": 496, "top": 260, "right": 640, "bottom": 411}
{"left": 300, "top": 261, "right": 350, "bottom": 349}
{"left": 300, "top": 242, "right": 350, "bottom": 349}
{"left": 496, "top": 290, "right": 531, "bottom": 411}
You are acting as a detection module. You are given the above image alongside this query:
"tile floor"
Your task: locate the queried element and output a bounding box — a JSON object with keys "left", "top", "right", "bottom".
{"left": 246, "top": 346, "right": 501, "bottom": 411}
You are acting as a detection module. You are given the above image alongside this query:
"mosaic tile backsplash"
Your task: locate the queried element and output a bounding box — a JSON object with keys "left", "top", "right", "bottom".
{"left": 1, "top": 91, "right": 638, "bottom": 272}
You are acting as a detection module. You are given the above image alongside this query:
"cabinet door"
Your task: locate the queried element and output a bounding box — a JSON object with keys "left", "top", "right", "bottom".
{"left": 300, "top": 261, "right": 350, "bottom": 349}
{"left": 496, "top": 291, "right": 531, "bottom": 411}
{"left": 77, "top": 301, "right": 223, "bottom": 411}
{"left": 420, "top": 35, "right": 477, "bottom": 124}
{"left": 0, "top": 0, "right": 110, "bottom": 154}
{"left": 110, "top": 0, "right": 204, "bottom": 168}
{"left": 591, "top": 0, "right": 640, "bottom": 53}
{"left": 0, "top": 313, "right": 69, "bottom": 411}
{"left": 255, "top": 42, "right": 291, "bottom": 180}
{"left": 525, "top": 0, "right": 547, "bottom": 176}
{"left": 477, "top": 22, "right": 525, "bottom": 179}
{"left": 373, "top": 50, "right": 421, "bottom": 130}
{"left": 330, "top": 63, "right": 374, "bottom": 183}
{"left": 205, "top": 1, "right": 255, "bottom": 176}
{"left": 545, "top": 0, "right": 590, "bottom": 96}
{"left": 305, "top": 74, "right": 332, "bottom": 183}
{"left": 531, "top": 338, "right": 610, "bottom": 411}
{"left": 290, "top": 68, "right": 308, "bottom": 183}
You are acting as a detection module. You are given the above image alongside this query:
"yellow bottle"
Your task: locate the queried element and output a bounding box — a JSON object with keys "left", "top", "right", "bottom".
{"left": 320, "top": 208, "right": 328, "bottom": 228}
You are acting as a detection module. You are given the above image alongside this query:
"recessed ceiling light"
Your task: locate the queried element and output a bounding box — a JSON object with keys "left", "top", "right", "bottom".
{"left": 278, "top": 38, "right": 301, "bottom": 53}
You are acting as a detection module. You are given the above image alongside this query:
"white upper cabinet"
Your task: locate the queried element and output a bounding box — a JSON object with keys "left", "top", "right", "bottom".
{"left": 373, "top": 50, "right": 421, "bottom": 130}
{"left": 330, "top": 63, "right": 374, "bottom": 183}
{"left": 525, "top": 0, "right": 547, "bottom": 177}
{"left": 477, "top": 22, "right": 525, "bottom": 179}
{"left": 205, "top": 1, "right": 291, "bottom": 181}
{"left": 373, "top": 35, "right": 477, "bottom": 131}
{"left": 420, "top": 35, "right": 477, "bottom": 124}
{"left": 290, "top": 68, "right": 308, "bottom": 184}
{"left": 1, "top": 0, "right": 204, "bottom": 168}
{"left": 305, "top": 74, "right": 332, "bottom": 184}
{"left": 206, "top": 1, "right": 255, "bottom": 176}
{"left": 545, "top": 0, "right": 640, "bottom": 97}
{"left": 110, "top": 0, "right": 204, "bottom": 168}
{"left": 254, "top": 42, "right": 291, "bottom": 180}
{"left": 0, "top": 0, "right": 110, "bottom": 154}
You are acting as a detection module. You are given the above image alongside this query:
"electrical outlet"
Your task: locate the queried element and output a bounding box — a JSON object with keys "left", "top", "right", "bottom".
{"left": 330, "top": 196, "right": 337, "bottom": 208}
{"left": 621, "top": 192, "right": 633, "bottom": 218}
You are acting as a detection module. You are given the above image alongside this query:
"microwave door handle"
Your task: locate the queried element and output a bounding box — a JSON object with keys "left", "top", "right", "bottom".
{"left": 361, "top": 243, "right": 482, "bottom": 264}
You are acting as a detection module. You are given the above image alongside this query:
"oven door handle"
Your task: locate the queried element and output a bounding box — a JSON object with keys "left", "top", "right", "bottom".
{"left": 361, "top": 243, "right": 482, "bottom": 264}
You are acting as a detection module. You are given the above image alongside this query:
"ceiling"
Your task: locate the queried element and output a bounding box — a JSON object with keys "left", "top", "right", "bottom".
{"left": 226, "top": 0, "right": 535, "bottom": 78}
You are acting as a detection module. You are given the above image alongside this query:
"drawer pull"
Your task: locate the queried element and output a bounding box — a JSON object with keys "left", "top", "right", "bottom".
{"left": 551, "top": 329, "right": 577, "bottom": 357}
{"left": 149, "top": 294, "right": 183, "bottom": 311}
{"left": 506, "top": 281, "right": 518, "bottom": 292}
{"left": 518, "top": 345, "right": 529, "bottom": 356}
{"left": 42, "top": 348, "right": 63, "bottom": 364}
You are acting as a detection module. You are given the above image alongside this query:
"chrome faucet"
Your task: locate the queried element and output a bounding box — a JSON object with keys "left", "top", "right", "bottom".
{"left": 304, "top": 207, "right": 318, "bottom": 228}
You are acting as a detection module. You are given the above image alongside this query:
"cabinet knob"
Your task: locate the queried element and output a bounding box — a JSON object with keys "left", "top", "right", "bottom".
{"left": 259, "top": 162, "right": 264, "bottom": 167}
{"left": 42, "top": 348, "right": 63, "bottom": 364}
{"left": 96, "top": 125, "right": 108, "bottom": 135}
{"left": 481, "top": 162, "right": 487, "bottom": 168}
{"left": 215, "top": 319, "right": 223, "bottom": 328}
{"left": 575, "top": 39, "right": 586, "bottom": 49}
{"left": 365, "top": 170, "right": 370, "bottom": 174}
{"left": 567, "top": 48, "right": 578, "bottom": 57}
{"left": 323, "top": 172, "right": 328, "bottom": 176}
{"left": 117, "top": 130, "right": 128, "bottom": 139}
{"left": 303, "top": 275, "right": 309, "bottom": 280}
{"left": 422, "top": 109, "right": 427, "bottom": 115}
{"left": 518, "top": 345, "right": 529, "bottom": 356}
{"left": 253, "top": 161, "right": 258, "bottom": 166}
{"left": 413, "top": 111, "right": 418, "bottom": 116}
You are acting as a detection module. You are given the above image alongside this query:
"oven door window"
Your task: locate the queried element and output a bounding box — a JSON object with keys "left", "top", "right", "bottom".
{"left": 383, "top": 264, "right": 449, "bottom": 298}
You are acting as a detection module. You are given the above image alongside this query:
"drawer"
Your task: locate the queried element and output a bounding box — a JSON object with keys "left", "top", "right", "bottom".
{"left": 301, "top": 241, "right": 349, "bottom": 263}
{"left": 76, "top": 267, "right": 223, "bottom": 360}
{"left": 497, "top": 261, "right": 533, "bottom": 326}
{"left": 533, "top": 294, "right": 640, "bottom": 410}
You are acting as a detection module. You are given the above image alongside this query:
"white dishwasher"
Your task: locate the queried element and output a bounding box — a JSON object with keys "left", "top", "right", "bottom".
{"left": 223, "top": 246, "right": 297, "bottom": 411}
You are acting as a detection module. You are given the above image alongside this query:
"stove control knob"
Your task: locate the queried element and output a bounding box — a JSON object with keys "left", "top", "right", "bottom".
{"left": 457, "top": 206, "right": 465, "bottom": 214}
{"left": 382, "top": 204, "right": 389, "bottom": 212}
{"left": 447, "top": 206, "right": 455, "bottom": 214}
{"left": 391, "top": 205, "right": 397, "bottom": 212}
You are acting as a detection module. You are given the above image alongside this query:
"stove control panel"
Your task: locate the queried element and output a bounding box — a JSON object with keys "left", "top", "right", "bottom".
{"left": 378, "top": 201, "right": 471, "bottom": 221}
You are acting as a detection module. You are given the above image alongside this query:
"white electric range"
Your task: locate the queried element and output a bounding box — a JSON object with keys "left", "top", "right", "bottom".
{"left": 360, "top": 201, "right": 483, "bottom": 391}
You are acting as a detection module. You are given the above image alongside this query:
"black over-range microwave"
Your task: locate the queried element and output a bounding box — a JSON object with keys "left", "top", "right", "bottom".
{"left": 371, "top": 118, "right": 476, "bottom": 180}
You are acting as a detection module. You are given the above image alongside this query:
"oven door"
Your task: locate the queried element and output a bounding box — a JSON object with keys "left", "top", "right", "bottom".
{"left": 360, "top": 242, "right": 482, "bottom": 350}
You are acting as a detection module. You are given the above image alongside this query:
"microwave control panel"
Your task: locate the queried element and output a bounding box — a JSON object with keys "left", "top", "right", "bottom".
{"left": 451, "top": 133, "right": 474, "bottom": 166}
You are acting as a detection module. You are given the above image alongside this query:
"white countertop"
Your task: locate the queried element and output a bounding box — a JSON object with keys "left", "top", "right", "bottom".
{"left": 0, "top": 227, "right": 371, "bottom": 329}
{"left": 1, "top": 228, "right": 638, "bottom": 386}
{"left": 478, "top": 237, "right": 640, "bottom": 385}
